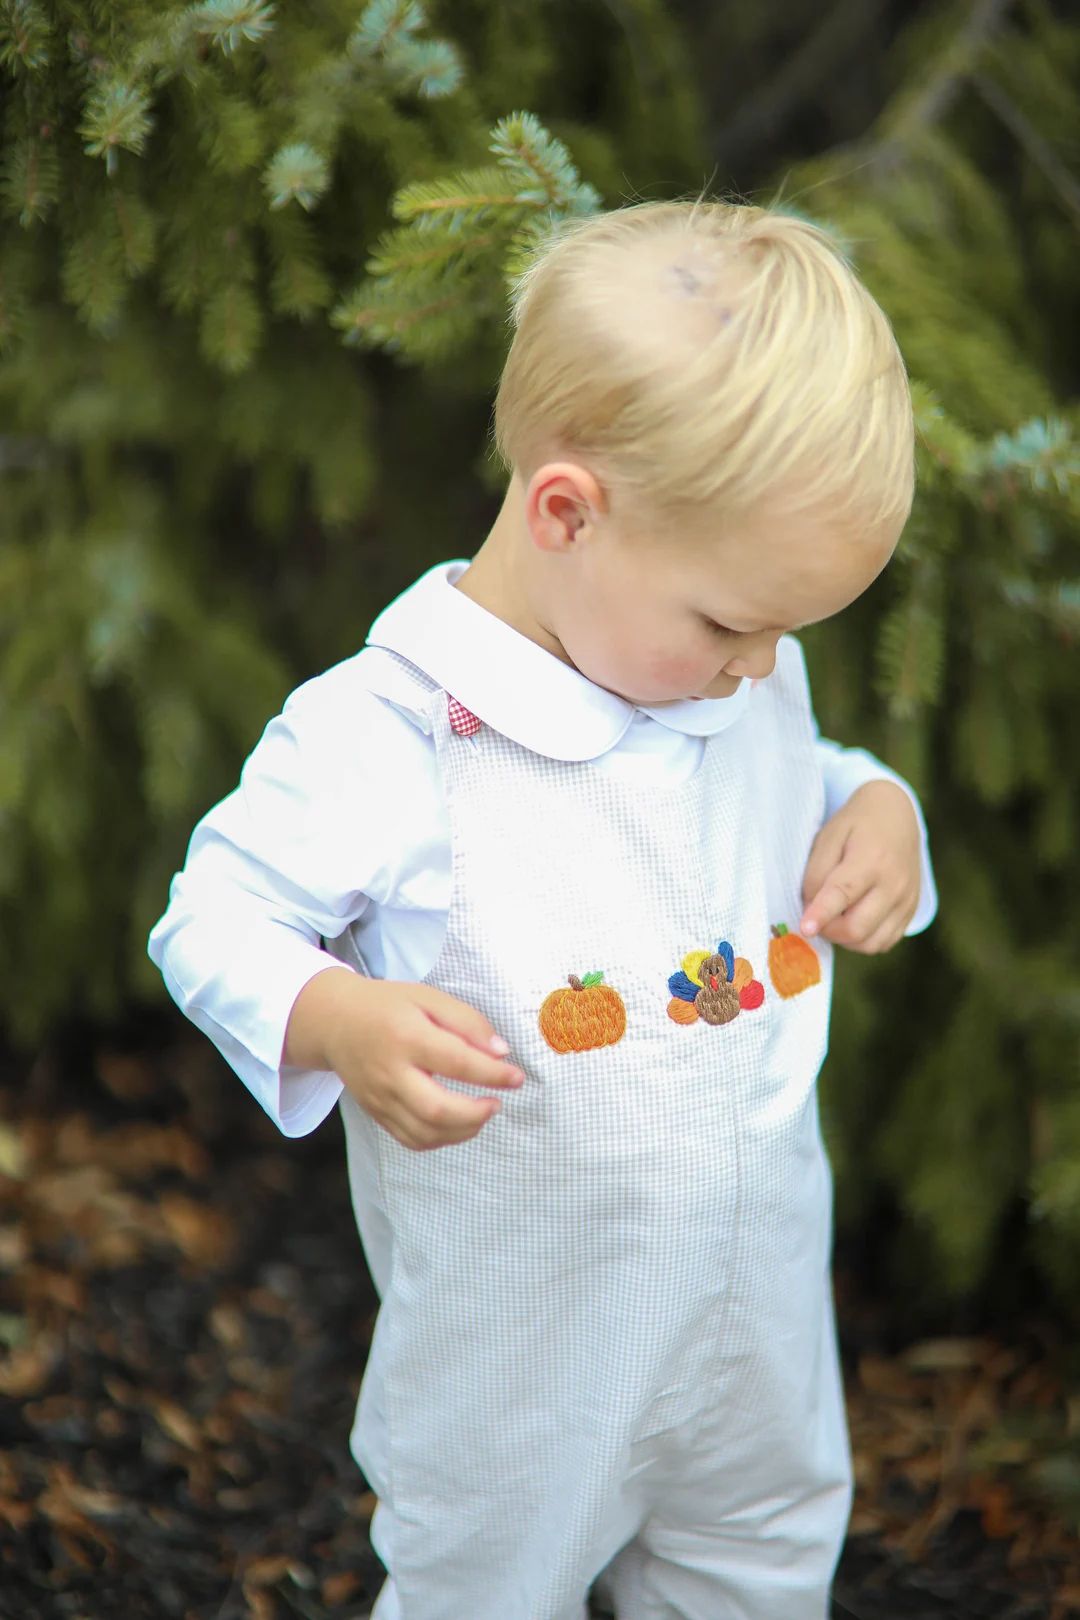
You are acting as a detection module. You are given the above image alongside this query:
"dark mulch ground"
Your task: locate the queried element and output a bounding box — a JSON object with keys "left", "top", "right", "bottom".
{"left": 0, "top": 1020, "right": 1077, "bottom": 1620}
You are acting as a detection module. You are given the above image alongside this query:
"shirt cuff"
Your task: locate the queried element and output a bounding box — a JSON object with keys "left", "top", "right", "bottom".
{"left": 815, "top": 740, "right": 938, "bottom": 936}
{"left": 152, "top": 920, "right": 348, "bottom": 1137}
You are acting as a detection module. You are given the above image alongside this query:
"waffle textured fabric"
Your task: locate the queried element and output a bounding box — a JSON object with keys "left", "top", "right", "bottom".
{"left": 329, "top": 640, "right": 852, "bottom": 1620}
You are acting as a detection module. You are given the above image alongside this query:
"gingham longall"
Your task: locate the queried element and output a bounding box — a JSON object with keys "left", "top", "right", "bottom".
{"left": 331, "top": 641, "right": 852, "bottom": 1620}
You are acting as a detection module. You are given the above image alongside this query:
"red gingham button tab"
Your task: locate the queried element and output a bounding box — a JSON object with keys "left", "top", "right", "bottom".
{"left": 447, "top": 694, "right": 482, "bottom": 737}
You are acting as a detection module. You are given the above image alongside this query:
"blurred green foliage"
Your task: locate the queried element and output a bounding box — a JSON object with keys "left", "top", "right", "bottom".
{"left": 0, "top": 0, "right": 1077, "bottom": 1319}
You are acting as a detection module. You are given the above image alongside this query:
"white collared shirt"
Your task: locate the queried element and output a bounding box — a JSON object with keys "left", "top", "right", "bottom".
{"left": 148, "top": 561, "right": 937, "bottom": 1138}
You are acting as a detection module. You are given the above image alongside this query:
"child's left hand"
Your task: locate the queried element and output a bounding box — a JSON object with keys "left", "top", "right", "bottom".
{"left": 798, "top": 780, "right": 922, "bottom": 954}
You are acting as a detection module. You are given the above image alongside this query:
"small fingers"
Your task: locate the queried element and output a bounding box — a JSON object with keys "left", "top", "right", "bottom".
{"left": 414, "top": 1021, "right": 525, "bottom": 1090}
{"left": 858, "top": 914, "right": 906, "bottom": 956}
{"left": 394, "top": 1068, "right": 502, "bottom": 1150}
{"left": 800, "top": 821, "right": 849, "bottom": 913}
{"left": 801, "top": 866, "right": 869, "bottom": 939}
{"left": 817, "top": 883, "right": 888, "bottom": 947}
{"left": 413, "top": 983, "right": 512, "bottom": 1057}
{"left": 860, "top": 894, "right": 918, "bottom": 954}
{"left": 824, "top": 893, "right": 911, "bottom": 953}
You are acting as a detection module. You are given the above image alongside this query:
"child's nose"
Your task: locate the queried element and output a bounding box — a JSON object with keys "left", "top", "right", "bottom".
{"left": 725, "top": 635, "right": 779, "bottom": 682}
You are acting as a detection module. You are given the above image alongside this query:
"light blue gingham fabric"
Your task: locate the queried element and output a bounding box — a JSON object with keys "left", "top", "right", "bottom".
{"left": 333, "top": 641, "right": 851, "bottom": 1620}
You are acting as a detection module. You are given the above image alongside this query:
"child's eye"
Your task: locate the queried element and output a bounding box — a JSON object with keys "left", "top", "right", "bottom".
{"left": 704, "top": 618, "right": 738, "bottom": 637}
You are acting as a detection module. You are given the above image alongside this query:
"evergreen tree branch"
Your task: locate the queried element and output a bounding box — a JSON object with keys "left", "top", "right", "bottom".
{"left": 333, "top": 287, "right": 469, "bottom": 339}
{"left": 400, "top": 189, "right": 520, "bottom": 216}
{"left": 110, "top": 188, "right": 156, "bottom": 276}
{"left": 264, "top": 143, "right": 330, "bottom": 211}
{"left": 971, "top": 71, "right": 1080, "bottom": 230}
{"left": 876, "top": 558, "right": 946, "bottom": 718}
{"left": 0, "top": 0, "right": 50, "bottom": 73}
{"left": 710, "top": 0, "right": 885, "bottom": 163}
{"left": 594, "top": 0, "right": 660, "bottom": 94}
{"left": 79, "top": 81, "right": 155, "bottom": 176}
{"left": 888, "top": 0, "right": 1015, "bottom": 136}
{"left": 190, "top": 1, "right": 276, "bottom": 57}
{"left": 347, "top": 0, "right": 463, "bottom": 98}
{"left": 352, "top": 113, "right": 600, "bottom": 362}
{"left": 368, "top": 225, "right": 502, "bottom": 280}
{"left": 862, "top": 0, "right": 1017, "bottom": 175}
{"left": 490, "top": 112, "right": 599, "bottom": 210}
{"left": 0, "top": 135, "right": 59, "bottom": 224}
{"left": 999, "top": 578, "right": 1080, "bottom": 633}
{"left": 393, "top": 171, "right": 521, "bottom": 226}
{"left": 974, "top": 417, "right": 1078, "bottom": 502}
{"left": 390, "top": 36, "right": 463, "bottom": 99}
{"left": 348, "top": 0, "right": 424, "bottom": 61}
{"left": 332, "top": 279, "right": 478, "bottom": 359}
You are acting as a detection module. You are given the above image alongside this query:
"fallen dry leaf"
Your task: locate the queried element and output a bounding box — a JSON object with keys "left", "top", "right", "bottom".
{"left": 904, "top": 1337, "right": 991, "bottom": 1373}
{"left": 95, "top": 1051, "right": 156, "bottom": 1101}
{"left": 150, "top": 1394, "right": 203, "bottom": 1451}
{"left": 0, "top": 1495, "right": 33, "bottom": 1531}
{"left": 322, "top": 1567, "right": 364, "bottom": 1603}
{"left": 159, "top": 1192, "right": 235, "bottom": 1266}
{"left": 0, "top": 1330, "right": 61, "bottom": 1396}
{"left": 979, "top": 1480, "right": 1020, "bottom": 1538}
{"left": 856, "top": 1354, "right": 920, "bottom": 1399}
{"left": 240, "top": 1585, "right": 279, "bottom": 1620}
{"left": 242, "top": 1553, "right": 297, "bottom": 1587}
{"left": 0, "top": 1121, "right": 25, "bottom": 1179}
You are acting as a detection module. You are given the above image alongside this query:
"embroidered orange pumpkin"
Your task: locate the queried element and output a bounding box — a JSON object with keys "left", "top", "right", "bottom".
{"left": 767, "top": 924, "right": 821, "bottom": 999}
{"left": 539, "top": 971, "right": 627, "bottom": 1053}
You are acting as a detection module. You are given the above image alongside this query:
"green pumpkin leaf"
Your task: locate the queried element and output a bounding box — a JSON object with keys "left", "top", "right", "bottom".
{"left": 581, "top": 971, "right": 604, "bottom": 987}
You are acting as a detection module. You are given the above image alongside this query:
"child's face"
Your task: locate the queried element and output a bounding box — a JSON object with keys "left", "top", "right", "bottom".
{"left": 541, "top": 495, "right": 899, "bottom": 706}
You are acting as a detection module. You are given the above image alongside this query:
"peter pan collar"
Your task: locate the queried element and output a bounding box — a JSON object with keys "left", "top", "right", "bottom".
{"left": 365, "top": 560, "right": 751, "bottom": 763}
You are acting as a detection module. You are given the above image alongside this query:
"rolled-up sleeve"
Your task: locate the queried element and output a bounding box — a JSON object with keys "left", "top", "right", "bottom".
{"left": 814, "top": 738, "right": 938, "bottom": 935}
{"left": 148, "top": 669, "right": 406, "bottom": 1136}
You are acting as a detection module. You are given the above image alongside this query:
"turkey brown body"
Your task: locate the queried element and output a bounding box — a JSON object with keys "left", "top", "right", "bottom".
{"left": 693, "top": 952, "right": 741, "bottom": 1025}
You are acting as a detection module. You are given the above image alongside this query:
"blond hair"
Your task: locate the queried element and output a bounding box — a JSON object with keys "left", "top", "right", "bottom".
{"left": 493, "top": 199, "right": 914, "bottom": 534}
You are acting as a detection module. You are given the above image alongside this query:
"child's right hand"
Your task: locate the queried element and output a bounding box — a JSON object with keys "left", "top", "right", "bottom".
{"left": 284, "top": 966, "right": 524, "bottom": 1151}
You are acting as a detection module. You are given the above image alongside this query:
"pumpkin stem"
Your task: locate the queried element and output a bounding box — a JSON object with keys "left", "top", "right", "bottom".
{"left": 567, "top": 974, "right": 583, "bottom": 991}
{"left": 771, "top": 923, "right": 788, "bottom": 938}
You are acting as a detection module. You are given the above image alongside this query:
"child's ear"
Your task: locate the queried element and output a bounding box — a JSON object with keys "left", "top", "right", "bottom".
{"left": 525, "top": 461, "right": 607, "bottom": 552}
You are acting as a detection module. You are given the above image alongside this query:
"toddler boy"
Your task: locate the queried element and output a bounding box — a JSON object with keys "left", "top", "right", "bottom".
{"left": 150, "top": 200, "right": 937, "bottom": 1620}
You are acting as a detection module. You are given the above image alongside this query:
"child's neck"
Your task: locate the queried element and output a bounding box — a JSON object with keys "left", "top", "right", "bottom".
{"left": 454, "top": 491, "right": 571, "bottom": 669}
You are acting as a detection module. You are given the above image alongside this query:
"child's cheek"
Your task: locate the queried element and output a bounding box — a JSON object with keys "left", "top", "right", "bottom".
{"left": 640, "top": 650, "right": 709, "bottom": 694}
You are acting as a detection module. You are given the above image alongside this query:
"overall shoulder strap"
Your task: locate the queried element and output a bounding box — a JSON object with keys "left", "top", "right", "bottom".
{"left": 359, "top": 645, "right": 442, "bottom": 730}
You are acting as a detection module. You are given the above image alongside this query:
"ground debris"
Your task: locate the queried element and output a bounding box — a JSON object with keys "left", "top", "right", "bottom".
{"left": 0, "top": 1024, "right": 1076, "bottom": 1619}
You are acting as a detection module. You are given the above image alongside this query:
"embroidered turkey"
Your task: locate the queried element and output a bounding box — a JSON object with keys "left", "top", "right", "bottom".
{"left": 666, "top": 940, "right": 766, "bottom": 1027}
